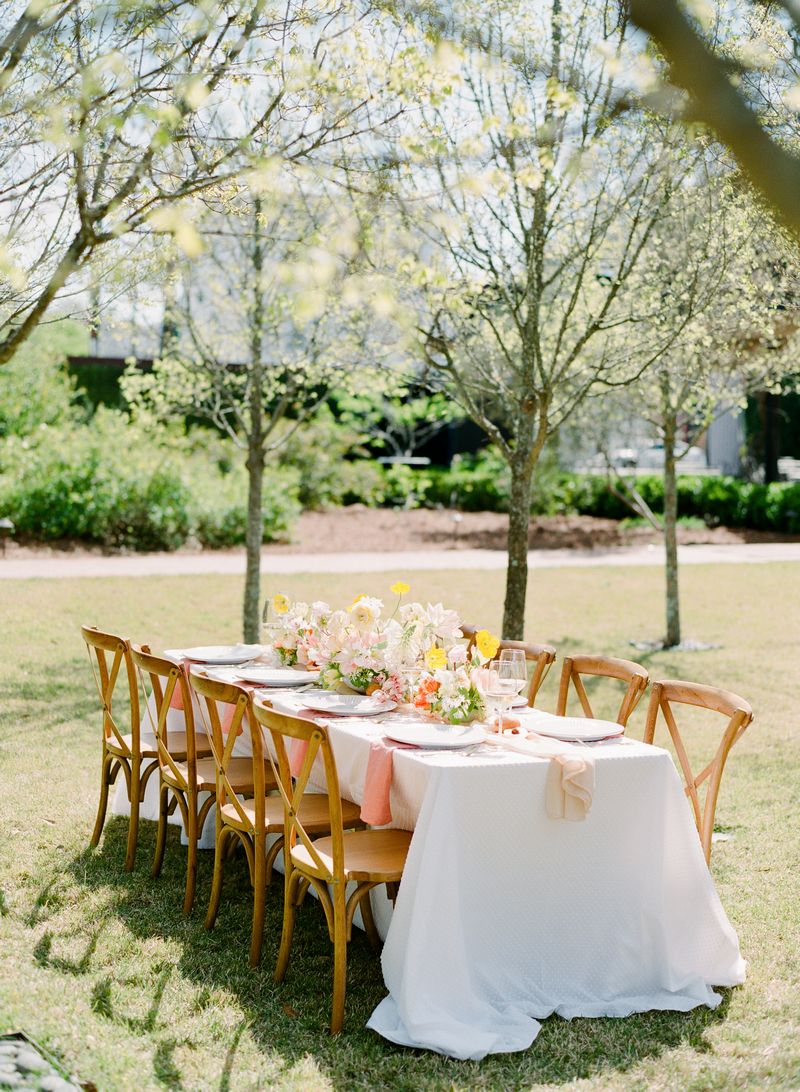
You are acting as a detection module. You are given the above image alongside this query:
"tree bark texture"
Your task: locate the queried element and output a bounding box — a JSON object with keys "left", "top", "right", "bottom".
{"left": 243, "top": 198, "right": 265, "bottom": 643}
{"left": 663, "top": 412, "right": 681, "bottom": 648}
{"left": 502, "top": 462, "right": 533, "bottom": 641}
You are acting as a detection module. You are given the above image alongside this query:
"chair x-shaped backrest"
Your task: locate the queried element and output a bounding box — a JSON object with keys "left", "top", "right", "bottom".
{"left": 81, "top": 625, "right": 140, "bottom": 756}
{"left": 644, "top": 679, "right": 753, "bottom": 864}
{"left": 556, "top": 654, "right": 649, "bottom": 728}
{"left": 189, "top": 672, "right": 264, "bottom": 831}
{"left": 252, "top": 701, "right": 346, "bottom": 887}
{"left": 130, "top": 645, "right": 197, "bottom": 785}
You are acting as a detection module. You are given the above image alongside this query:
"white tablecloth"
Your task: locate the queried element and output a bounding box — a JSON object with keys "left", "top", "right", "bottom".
{"left": 112, "top": 698, "right": 745, "bottom": 1060}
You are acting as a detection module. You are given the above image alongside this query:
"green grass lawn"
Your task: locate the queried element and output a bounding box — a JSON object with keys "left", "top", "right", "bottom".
{"left": 1, "top": 564, "right": 799, "bottom": 1091}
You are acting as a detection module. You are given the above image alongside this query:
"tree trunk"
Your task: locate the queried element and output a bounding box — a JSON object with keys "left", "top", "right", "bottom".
{"left": 243, "top": 435, "right": 264, "bottom": 642}
{"left": 502, "top": 461, "right": 533, "bottom": 641}
{"left": 242, "top": 197, "right": 265, "bottom": 643}
{"left": 663, "top": 412, "right": 681, "bottom": 648}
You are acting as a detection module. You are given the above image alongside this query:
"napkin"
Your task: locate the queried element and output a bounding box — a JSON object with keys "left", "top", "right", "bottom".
{"left": 360, "top": 737, "right": 416, "bottom": 827}
{"left": 493, "top": 732, "right": 596, "bottom": 821}
{"left": 545, "top": 745, "right": 595, "bottom": 821}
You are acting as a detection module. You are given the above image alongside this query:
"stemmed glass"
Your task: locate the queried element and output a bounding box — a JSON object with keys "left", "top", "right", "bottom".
{"left": 484, "top": 649, "right": 528, "bottom": 731}
{"left": 261, "top": 598, "right": 281, "bottom": 650}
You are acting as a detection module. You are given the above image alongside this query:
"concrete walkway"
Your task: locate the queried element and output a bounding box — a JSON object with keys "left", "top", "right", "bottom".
{"left": 2, "top": 541, "right": 800, "bottom": 579}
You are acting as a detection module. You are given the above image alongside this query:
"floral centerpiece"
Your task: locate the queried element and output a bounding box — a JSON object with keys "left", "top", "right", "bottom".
{"left": 266, "top": 584, "right": 480, "bottom": 708}
{"left": 266, "top": 585, "right": 502, "bottom": 722}
{"left": 412, "top": 630, "right": 500, "bottom": 724}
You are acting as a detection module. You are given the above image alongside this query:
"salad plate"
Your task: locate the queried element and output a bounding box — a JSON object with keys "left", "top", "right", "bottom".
{"left": 206, "top": 665, "right": 320, "bottom": 687}
{"left": 385, "top": 718, "right": 486, "bottom": 749}
{"left": 300, "top": 692, "right": 396, "bottom": 717}
{"left": 164, "top": 644, "right": 262, "bottom": 665}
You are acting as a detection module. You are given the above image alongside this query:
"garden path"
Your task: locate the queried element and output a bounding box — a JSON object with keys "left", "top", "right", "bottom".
{"left": 2, "top": 540, "right": 800, "bottom": 579}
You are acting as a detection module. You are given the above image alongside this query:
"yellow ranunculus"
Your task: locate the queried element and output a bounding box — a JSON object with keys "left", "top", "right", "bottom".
{"left": 271, "top": 593, "right": 290, "bottom": 616}
{"left": 390, "top": 581, "right": 410, "bottom": 596}
{"left": 425, "top": 646, "right": 447, "bottom": 671}
{"left": 475, "top": 629, "right": 500, "bottom": 660}
{"left": 349, "top": 593, "right": 367, "bottom": 609}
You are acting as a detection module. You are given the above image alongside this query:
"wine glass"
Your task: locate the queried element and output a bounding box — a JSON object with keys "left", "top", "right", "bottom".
{"left": 261, "top": 598, "right": 281, "bottom": 651}
{"left": 484, "top": 649, "right": 527, "bottom": 730}
{"left": 498, "top": 649, "right": 527, "bottom": 701}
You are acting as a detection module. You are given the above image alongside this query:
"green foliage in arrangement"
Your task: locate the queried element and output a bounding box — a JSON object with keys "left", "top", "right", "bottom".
{"left": 0, "top": 411, "right": 299, "bottom": 550}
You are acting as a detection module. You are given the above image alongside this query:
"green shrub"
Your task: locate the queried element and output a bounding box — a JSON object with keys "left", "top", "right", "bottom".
{"left": 0, "top": 411, "right": 299, "bottom": 550}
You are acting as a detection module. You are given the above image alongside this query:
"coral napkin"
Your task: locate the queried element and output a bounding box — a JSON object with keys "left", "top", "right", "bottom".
{"left": 360, "top": 737, "right": 416, "bottom": 827}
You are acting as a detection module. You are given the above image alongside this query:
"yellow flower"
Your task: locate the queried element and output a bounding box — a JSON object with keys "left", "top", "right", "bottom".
{"left": 271, "top": 593, "right": 290, "bottom": 616}
{"left": 390, "top": 581, "right": 410, "bottom": 596}
{"left": 349, "top": 593, "right": 367, "bottom": 609}
{"left": 425, "top": 646, "right": 447, "bottom": 671}
{"left": 475, "top": 629, "right": 500, "bottom": 660}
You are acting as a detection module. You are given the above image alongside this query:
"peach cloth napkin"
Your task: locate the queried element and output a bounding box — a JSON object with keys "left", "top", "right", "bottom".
{"left": 495, "top": 732, "right": 596, "bottom": 821}
{"left": 360, "top": 737, "right": 415, "bottom": 826}
{"left": 289, "top": 730, "right": 413, "bottom": 826}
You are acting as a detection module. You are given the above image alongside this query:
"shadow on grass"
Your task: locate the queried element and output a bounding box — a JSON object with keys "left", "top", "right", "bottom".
{"left": 31, "top": 815, "right": 737, "bottom": 1091}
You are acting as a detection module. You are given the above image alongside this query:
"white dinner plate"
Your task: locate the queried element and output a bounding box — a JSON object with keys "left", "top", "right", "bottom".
{"left": 164, "top": 644, "right": 262, "bottom": 665}
{"left": 522, "top": 711, "right": 623, "bottom": 743}
{"left": 385, "top": 718, "right": 486, "bottom": 749}
{"left": 206, "top": 665, "right": 320, "bottom": 687}
{"left": 300, "top": 692, "right": 397, "bottom": 717}
{"left": 511, "top": 694, "right": 529, "bottom": 709}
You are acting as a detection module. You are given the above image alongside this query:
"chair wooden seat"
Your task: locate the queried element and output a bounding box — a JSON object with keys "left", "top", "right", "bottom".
{"left": 220, "top": 792, "right": 362, "bottom": 834}
{"left": 167, "top": 755, "right": 257, "bottom": 793}
{"left": 292, "top": 828, "right": 411, "bottom": 883}
{"left": 109, "top": 731, "right": 203, "bottom": 760}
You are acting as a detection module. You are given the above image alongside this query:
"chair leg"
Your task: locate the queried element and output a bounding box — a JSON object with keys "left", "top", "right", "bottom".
{"left": 90, "top": 748, "right": 113, "bottom": 847}
{"left": 183, "top": 790, "right": 198, "bottom": 915}
{"left": 360, "top": 887, "right": 381, "bottom": 954}
{"left": 124, "top": 758, "right": 141, "bottom": 872}
{"left": 205, "top": 824, "right": 229, "bottom": 931}
{"left": 249, "top": 831, "right": 267, "bottom": 968}
{"left": 151, "top": 781, "right": 169, "bottom": 879}
{"left": 275, "top": 869, "right": 299, "bottom": 984}
{"left": 330, "top": 883, "right": 348, "bottom": 1035}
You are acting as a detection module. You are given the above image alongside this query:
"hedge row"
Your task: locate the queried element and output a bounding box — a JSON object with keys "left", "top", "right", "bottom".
{"left": 4, "top": 418, "right": 800, "bottom": 549}
{"left": 0, "top": 414, "right": 299, "bottom": 550}
{"left": 549, "top": 474, "right": 800, "bottom": 533}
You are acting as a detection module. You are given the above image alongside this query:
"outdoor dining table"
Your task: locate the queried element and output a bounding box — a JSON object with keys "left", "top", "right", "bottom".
{"left": 112, "top": 683, "right": 746, "bottom": 1061}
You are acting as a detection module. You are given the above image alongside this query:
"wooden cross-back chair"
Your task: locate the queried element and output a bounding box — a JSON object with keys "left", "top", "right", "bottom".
{"left": 644, "top": 679, "right": 753, "bottom": 864}
{"left": 461, "top": 624, "right": 557, "bottom": 707}
{"left": 82, "top": 625, "right": 175, "bottom": 871}
{"left": 252, "top": 699, "right": 412, "bottom": 1035}
{"left": 190, "top": 673, "right": 361, "bottom": 968}
{"left": 130, "top": 645, "right": 233, "bottom": 915}
{"left": 556, "top": 654, "right": 649, "bottom": 728}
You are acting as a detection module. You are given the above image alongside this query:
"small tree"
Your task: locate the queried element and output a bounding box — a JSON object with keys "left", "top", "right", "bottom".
{"left": 124, "top": 188, "right": 382, "bottom": 640}
{"left": 573, "top": 179, "right": 798, "bottom": 646}
{"left": 390, "top": 0, "right": 718, "bottom": 639}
